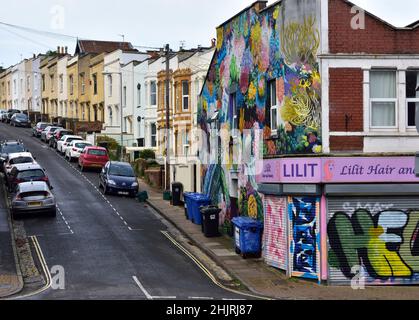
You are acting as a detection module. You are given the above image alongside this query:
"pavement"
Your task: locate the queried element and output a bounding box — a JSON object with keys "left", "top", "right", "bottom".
{"left": 139, "top": 179, "right": 419, "bottom": 300}
{"left": 0, "top": 183, "right": 23, "bottom": 298}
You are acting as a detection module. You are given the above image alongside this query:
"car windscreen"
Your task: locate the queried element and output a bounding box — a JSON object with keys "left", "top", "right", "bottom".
{"left": 39, "top": 124, "right": 50, "bottom": 129}
{"left": 10, "top": 157, "right": 33, "bottom": 165}
{"left": 2, "top": 145, "right": 26, "bottom": 154}
{"left": 16, "top": 114, "right": 28, "bottom": 119}
{"left": 75, "top": 143, "right": 91, "bottom": 149}
{"left": 17, "top": 169, "right": 45, "bottom": 180}
{"left": 67, "top": 137, "right": 82, "bottom": 143}
{"left": 88, "top": 149, "right": 107, "bottom": 156}
{"left": 49, "top": 128, "right": 60, "bottom": 133}
{"left": 109, "top": 164, "right": 135, "bottom": 177}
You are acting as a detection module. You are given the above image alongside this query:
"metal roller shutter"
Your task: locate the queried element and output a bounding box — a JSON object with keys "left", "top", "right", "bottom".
{"left": 288, "top": 196, "right": 320, "bottom": 280}
{"left": 327, "top": 196, "right": 419, "bottom": 286}
{"left": 263, "top": 196, "right": 288, "bottom": 271}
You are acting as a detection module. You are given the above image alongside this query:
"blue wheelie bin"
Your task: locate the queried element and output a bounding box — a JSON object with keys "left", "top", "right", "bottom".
{"left": 185, "top": 193, "right": 211, "bottom": 225}
{"left": 232, "top": 217, "right": 263, "bottom": 259}
{"left": 183, "top": 192, "right": 192, "bottom": 220}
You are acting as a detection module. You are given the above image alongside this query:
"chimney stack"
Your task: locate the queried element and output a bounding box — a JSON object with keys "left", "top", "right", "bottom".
{"left": 57, "top": 46, "right": 60, "bottom": 54}
{"left": 211, "top": 38, "right": 216, "bottom": 48}
{"left": 65, "top": 46, "right": 68, "bottom": 54}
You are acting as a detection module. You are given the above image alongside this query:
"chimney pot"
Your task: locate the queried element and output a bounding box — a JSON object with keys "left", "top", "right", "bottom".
{"left": 65, "top": 46, "right": 68, "bottom": 54}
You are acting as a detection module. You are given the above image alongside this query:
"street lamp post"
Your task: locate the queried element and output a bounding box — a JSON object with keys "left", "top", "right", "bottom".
{"left": 102, "top": 70, "right": 124, "bottom": 161}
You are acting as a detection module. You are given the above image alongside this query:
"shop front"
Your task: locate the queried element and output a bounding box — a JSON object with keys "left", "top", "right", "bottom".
{"left": 257, "top": 156, "right": 419, "bottom": 285}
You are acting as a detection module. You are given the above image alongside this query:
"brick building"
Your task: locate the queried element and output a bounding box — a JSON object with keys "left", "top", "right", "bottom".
{"left": 200, "top": 0, "right": 419, "bottom": 286}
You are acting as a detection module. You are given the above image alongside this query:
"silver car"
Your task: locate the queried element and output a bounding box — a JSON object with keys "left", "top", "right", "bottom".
{"left": 11, "top": 181, "right": 56, "bottom": 219}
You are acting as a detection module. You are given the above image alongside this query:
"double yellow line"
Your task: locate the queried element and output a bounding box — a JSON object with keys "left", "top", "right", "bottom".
{"left": 160, "top": 230, "right": 273, "bottom": 300}
{"left": 9, "top": 236, "right": 52, "bottom": 300}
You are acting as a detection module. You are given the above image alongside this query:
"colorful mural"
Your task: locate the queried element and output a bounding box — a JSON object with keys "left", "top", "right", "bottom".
{"left": 199, "top": 1, "right": 322, "bottom": 228}
{"left": 264, "top": 196, "right": 287, "bottom": 270}
{"left": 289, "top": 197, "right": 319, "bottom": 279}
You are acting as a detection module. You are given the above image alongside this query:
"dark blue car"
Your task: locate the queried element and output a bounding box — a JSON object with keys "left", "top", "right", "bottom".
{"left": 99, "top": 161, "right": 138, "bottom": 197}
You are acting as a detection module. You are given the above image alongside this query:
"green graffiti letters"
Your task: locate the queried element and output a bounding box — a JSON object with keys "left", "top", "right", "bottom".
{"left": 328, "top": 209, "right": 419, "bottom": 280}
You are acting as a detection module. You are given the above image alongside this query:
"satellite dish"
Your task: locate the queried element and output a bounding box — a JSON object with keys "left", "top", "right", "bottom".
{"left": 137, "top": 116, "right": 142, "bottom": 122}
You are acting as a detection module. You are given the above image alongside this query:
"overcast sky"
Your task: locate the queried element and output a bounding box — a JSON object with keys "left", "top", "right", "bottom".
{"left": 0, "top": 0, "right": 418, "bottom": 68}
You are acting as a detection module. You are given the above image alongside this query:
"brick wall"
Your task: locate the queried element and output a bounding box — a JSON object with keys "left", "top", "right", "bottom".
{"left": 330, "top": 136, "right": 364, "bottom": 152}
{"left": 329, "top": 0, "right": 419, "bottom": 54}
{"left": 329, "top": 68, "right": 363, "bottom": 132}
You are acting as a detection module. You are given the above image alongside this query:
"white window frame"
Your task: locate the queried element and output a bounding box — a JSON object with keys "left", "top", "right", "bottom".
{"left": 59, "top": 74, "right": 63, "bottom": 93}
{"left": 406, "top": 70, "right": 419, "bottom": 129}
{"left": 108, "top": 75, "right": 113, "bottom": 97}
{"left": 406, "top": 98, "right": 419, "bottom": 129}
{"left": 81, "top": 74, "right": 85, "bottom": 95}
{"left": 369, "top": 70, "right": 398, "bottom": 130}
{"left": 69, "top": 75, "right": 74, "bottom": 95}
{"left": 231, "top": 93, "right": 237, "bottom": 138}
{"left": 269, "top": 79, "right": 279, "bottom": 135}
{"left": 182, "top": 80, "right": 189, "bottom": 111}
{"left": 150, "top": 81, "right": 157, "bottom": 106}
{"left": 151, "top": 123, "right": 157, "bottom": 147}
{"left": 50, "top": 75, "right": 54, "bottom": 93}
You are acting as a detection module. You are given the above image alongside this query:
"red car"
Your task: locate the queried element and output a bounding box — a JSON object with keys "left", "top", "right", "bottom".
{"left": 78, "top": 146, "right": 109, "bottom": 171}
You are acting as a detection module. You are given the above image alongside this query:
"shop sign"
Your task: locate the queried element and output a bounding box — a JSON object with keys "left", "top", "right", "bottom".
{"left": 256, "top": 157, "right": 419, "bottom": 184}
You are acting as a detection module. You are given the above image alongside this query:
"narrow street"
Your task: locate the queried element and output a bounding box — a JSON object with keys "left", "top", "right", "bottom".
{"left": 0, "top": 123, "right": 246, "bottom": 300}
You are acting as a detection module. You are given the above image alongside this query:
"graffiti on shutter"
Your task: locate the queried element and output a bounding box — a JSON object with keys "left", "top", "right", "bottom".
{"left": 327, "top": 197, "right": 419, "bottom": 285}
{"left": 288, "top": 196, "right": 320, "bottom": 279}
{"left": 263, "top": 196, "right": 287, "bottom": 270}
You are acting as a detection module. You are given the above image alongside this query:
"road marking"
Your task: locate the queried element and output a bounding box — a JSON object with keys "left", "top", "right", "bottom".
{"left": 49, "top": 147, "right": 133, "bottom": 231}
{"left": 56, "top": 205, "right": 74, "bottom": 235}
{"left": 8, "top": 236, "right": 52, "bottom": 300}
{"left": 189, "top": 296, "right": 214, "bottom": 300}
{"left": 160, "top": 230, "right": 272, "bottom": 301}
{"left": 132, "top": 276, "right": 153, "bottom": 300}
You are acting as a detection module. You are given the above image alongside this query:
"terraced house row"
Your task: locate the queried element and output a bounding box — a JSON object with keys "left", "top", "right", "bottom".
{"left": 0, "top": 40, "right": 215, "bottom": 194}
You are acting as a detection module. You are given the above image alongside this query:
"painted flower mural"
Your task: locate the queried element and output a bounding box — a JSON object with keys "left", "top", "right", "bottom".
{"left": 199, "top": 2, "right": 322, "bottom": 230}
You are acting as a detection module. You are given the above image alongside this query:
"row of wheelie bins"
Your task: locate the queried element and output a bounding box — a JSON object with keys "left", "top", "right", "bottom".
{"left": 172, "top": 182, "right": 263, "bottom": 257}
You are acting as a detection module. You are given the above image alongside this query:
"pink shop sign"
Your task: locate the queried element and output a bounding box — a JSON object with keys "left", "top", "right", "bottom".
{"left": 256, "top": 157, "right": 419, "bottom": 184}
{"left": 323, "top": 157, "right": 418, "bottom": 183}
{"left": 256, "top": 158, "right": 322, "bottom": 183}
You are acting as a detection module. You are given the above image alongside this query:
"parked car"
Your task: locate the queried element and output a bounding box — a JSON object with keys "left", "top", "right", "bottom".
{"left": 10, "top": 181, "right": 56, "bottom": 219}
{"left": 99, "top": 161, "right": 138, "bottom": 197}
{"left": 33, "top": 122, "right": 51, "bottom": 138}
{"left": 78, "top": 146, "right": 109, "bottom": 171}
{"left": 5, "top": 109, "right": 21, "bottom": 123}
{"left": 10, "top": 113, "right": 31, "bottom": 128}
{"left": 56, "top": 135, "right": 83, "bottom": 154}
{"left": 50, "top": 129, "right": 74, "bottom": 149}
{"left": 7, "top": 163, "right": 50, "bottom": 193}
{"left": 41, "top": 126, "right": 62, "bottom": 143}
{"left": 0, "top": 140, "right": 27, "bottom": 169}
{"left": 3, "top": 152, "right": 36, "bottom": 176}
{"left": 0, "top": 110, "right": 7, "bottom": 122}
{"left": 65, "top": 140, "right": 92, "bottom": 162}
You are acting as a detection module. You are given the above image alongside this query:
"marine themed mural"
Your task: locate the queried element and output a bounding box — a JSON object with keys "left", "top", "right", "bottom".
{"left": 199, "top": 1, "right": 322, "bottom": 229}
